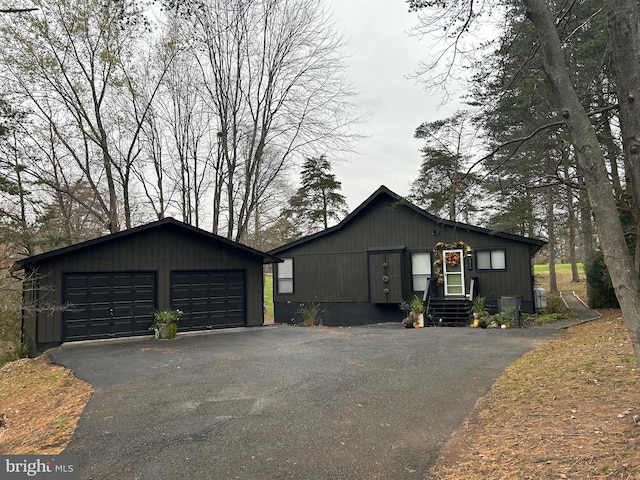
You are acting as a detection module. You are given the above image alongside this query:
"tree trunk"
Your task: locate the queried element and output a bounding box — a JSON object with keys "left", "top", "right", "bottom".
{"left": 524, "top": 0, "right": 640, "bottom": 363}
{"left": 568, "top": 201, "right": 580, "bottom": 283}
{"left": 577, "top": 170, "right": 595, "bottom": 265}
{"left": 578, "top": 170, "right": 594, "bottom": 299}
{"left": 565, "top": 165, "right": 580, "bottom": 282}
{"left": 597, "top": 85, "right": 623, "bottom": 197}
{"left": 545, "top": 176, "right": 558, "bottom": 294}
{"left": 101, "top": 149, "right": 120, "bottom": 234}
{"left": 604, "top": 0, "right": 640, "bottom": 275}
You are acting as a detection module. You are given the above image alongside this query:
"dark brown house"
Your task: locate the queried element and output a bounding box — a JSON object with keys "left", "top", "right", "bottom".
{"left": 14, "top": 217, "right": 281, "bottom": 355}
{"left": 269, "top": 186, "right": 546, "bottom": 326}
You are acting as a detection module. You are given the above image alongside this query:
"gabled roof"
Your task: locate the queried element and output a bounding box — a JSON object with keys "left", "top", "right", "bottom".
{"left": 268, "top": 185, "right": 546, "bottom": 254}
{"left": 13, "top": 217, "right": 282, "bottom": 271}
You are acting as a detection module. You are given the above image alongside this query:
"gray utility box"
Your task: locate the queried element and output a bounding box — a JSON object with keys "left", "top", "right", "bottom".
{"left": 533, "top": 284, "right": 547, "bottom": 312}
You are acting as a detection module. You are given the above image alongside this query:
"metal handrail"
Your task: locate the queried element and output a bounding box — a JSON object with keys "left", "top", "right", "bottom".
{"left": 422, "top": 278, "right": 432, "bottom": 325}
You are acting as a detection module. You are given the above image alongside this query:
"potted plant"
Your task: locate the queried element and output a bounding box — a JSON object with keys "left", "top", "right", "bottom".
{"left": 151, "top": 309, "right": 182, "bottom": 339}
{"left": 399, "top": 299, "right": 414, "bottom": 328}
{"left": 410, "top": 295, "right": 425, "bottom": 328}
{"left": 471, "top": 296, "right": 487, "bottom": 327}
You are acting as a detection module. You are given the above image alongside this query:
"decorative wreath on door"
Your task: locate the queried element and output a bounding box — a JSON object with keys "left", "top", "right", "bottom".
{"left": 445, "top": 251, "right": 460, "bottom": 267}
{"left": 433, "top": 241, "right": 472, "bottom": 284}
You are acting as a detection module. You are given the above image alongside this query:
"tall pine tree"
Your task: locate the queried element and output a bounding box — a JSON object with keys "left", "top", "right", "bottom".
{"left": 409, "top": 111, "right": 480, "bottom": 222}
{"left": 286, "top": 155, "right": 348, "bottom": 236}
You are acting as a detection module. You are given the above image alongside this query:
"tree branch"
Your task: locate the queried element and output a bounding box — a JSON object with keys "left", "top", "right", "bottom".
{"left": 0, "top": 8, "right": 38, "bottom": 13}
{"left": 466, "top": 102, "right": 619, "bottom": 176}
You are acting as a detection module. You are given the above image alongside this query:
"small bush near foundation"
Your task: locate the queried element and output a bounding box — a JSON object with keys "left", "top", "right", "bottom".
{"left": 296, "top": 303, "right": 323, "bottom": 327}
{"left": 545, "top": 294, "right": 570, "bottom": 315}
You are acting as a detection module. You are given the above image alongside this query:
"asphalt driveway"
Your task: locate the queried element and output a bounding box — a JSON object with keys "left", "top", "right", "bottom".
{"left": 48, "top": 323, "right": 563, "bottom": 479}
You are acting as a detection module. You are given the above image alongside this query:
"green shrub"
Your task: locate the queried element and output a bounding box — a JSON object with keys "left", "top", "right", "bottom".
{"left": 584, "top": 251, "right": 619, "bottom": 309}
{"left": 398, "top": 299, "right": 412, "bottom": 316}
{"left": 535, "top": 313, "right": 565, "bottom": 324}
{"left": 485, "top": 307, "right": 517, "bottom": 327}
{"left": 296, "top": 302, "right": 323, "bottom": 326}
{"left": 166, "top": 322, "right": 178, "bottom": 339}
{"left": 0, "top": 285, "right": 27, "bottom": 364}
{"left": 545, "top": 294, "right": 570, "bottom": 315}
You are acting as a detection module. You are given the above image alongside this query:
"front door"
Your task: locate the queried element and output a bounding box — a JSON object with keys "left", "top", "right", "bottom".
{"left": 443, "top": 249, "right": 465, "bottom": 296}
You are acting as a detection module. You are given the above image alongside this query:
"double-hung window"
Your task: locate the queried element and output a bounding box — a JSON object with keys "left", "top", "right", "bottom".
{"left": 277, "top": 258, "right": 294, "bottom": 293}
{"left": 476, "top": 249, "right": 506, "bottom": 270}
{"left": 411, "top": 252, "right": 432, "bottom": 292}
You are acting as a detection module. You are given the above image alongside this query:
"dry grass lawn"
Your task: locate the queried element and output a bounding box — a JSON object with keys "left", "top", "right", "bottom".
{"left": 428, "top": 310, "right": 640, "bottom": 479}
{"left": 428, "top": 265, "right": 640, "bottom": 479}
{"left": 0, "top": 355, "right": 92, "bottom": 454}
{"left": 2, "top": 264, "right": 640, "bottom": 480}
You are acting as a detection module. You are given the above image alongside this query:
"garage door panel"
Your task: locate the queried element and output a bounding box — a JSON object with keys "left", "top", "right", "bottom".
{"left": 90, "top": 292, "right": 112, "bottom": 304}
{"left": 64, "top": 307, "right": 88, "bottom": 321}
{"left": 132, "top": 291, "right": 154, "bottom": 302}
{"left": 89, "top": 305, "right": 112, "bottom": 318}
{"left": 209, "top": 285, "right": 227, "bottom": 296}
{"left": 132, "top": 304, "right": 153, "bottom": 315}
{"left": 63, "top": 272, "right": 156, "bottom": 342}
{"left": 65, "top": 292, "right": 89, "bottom": 305}
{"left": 111, "top": 275, "right": 134, "bottom": 286}
{"left": 171, "top": 270, "right": 246, "bottom": 330}
{"left": 89, "top": 275, "right": 111, "bottom": 288}
{"left": 64, "top": 322, "right": 87, "bottom": 340}
{"left": 65, "top": 276, "right": 89, "bottom": 289}
{"left": 112, "top": 319, "right": 138, "bottom": 333}
{"left": 87, "top": 321, "right": 112, "bottom": 337}
{"left": 190, "top": 310, "right": 243, "bottom": 325}
{"left": 112, "top": 305, "right": 136, "bottom": 317}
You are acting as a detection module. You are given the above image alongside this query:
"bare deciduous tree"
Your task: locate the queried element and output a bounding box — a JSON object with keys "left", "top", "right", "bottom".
{"left": 0, "top": 0, "right": 174, "bottom": 232}
{"left": 0, "top": 0, "right": 358, "bottom": 253}
{"left": 170, "top": 0, "right": 358, "bottom": 240}
{"left": 134, "top": 18, "right": 221, "bottom": 228}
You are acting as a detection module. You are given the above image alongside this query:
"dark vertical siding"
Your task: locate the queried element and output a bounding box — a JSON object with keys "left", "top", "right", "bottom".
{"left": 23, "top": 223, "right": 268, "bottom": 354}
{"left": 33, "top": 265, "right": 60, "bottom": 344}
{"left": 21, "top": 275, "right": 37, "bottom": 351}
{"left": 273, "top": 192, "right": 540, "bottom": 321}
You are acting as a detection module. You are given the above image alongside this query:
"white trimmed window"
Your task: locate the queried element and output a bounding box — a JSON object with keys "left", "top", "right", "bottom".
{"left": 277, "top": 258, "right": 294, "bottom": 293}
{"left": 411, "top": 252, "right": 432, "bottom": 291}
{"left": 476, "top": 249, "right": 506, "bottom": 270}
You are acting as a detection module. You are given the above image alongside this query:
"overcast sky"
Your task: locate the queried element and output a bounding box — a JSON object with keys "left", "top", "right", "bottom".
{"left": 326, "top": 0, "right": 461, "bottom": 211}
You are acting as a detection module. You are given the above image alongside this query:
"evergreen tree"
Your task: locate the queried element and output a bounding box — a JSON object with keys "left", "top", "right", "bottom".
{"left": 408, "top": 0, "right": 640, "bottom": 363}
{"left": 286, "top": 155, "right": 348, "bottom": 235}
{"left": 469, "top": 0, "right": 610, "bottom": 261}
{"left": 409, "top": 111, "right": 480, "bottom": 222}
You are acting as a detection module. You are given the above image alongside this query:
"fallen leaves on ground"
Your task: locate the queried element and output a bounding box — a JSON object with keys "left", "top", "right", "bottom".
{"left": 0, "top": 355, "right": 92, "bottom": 454}
{"left": 429, "top": 310, "right": 640, "bottom": 479}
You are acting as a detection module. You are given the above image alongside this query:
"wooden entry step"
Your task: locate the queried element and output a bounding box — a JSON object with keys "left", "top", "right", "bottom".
{"left": 427, "top": 299, "right": 472, "bottom": 326}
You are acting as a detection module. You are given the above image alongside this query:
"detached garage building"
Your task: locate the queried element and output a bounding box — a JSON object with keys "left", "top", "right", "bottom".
{"left": 13, "top": 218, "right": 281, "bottom": 355}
